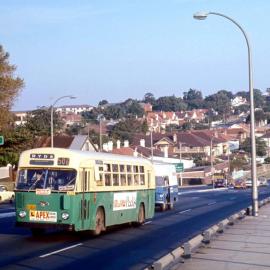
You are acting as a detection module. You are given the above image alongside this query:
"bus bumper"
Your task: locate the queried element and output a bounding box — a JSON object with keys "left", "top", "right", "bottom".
{"left": 16, "top": 222, "right": 74, "bottom": 231}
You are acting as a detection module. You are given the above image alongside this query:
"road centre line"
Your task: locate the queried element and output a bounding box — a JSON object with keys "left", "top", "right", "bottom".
{"left": 207, "top": 202, "right": 216, "bottom": 206}
{"left": 178, "top": 209, "right": 192, "bottom": 214}
{"left": 0, "top": 212, "right": 15, "bottom": 219}
{"left": 143, "top": 221, "right": 152, "bottom": 226}
{"left": 39, "top": 243, "right": 83, "bottom": 258}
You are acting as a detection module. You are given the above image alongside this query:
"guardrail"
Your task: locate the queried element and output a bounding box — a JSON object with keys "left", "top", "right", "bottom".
{"left": 147, "top": 196, "right": 270, "bottom": 270}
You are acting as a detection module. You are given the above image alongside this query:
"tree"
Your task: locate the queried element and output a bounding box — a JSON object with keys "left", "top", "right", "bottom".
{"left": 153, "top": 96, "right": 187, "bottom": 111}
{"left": 24, "top": 108, "right": 63, "bottom": 136}
{"left": 125, "top": 100, "right": 144, "bottom": 117}
{"left": 183, "top": 89, "right": 204, "bottom": 109}
{"left": 253, "top": 89, "right": 265, "bottom": 108}
{"left": 0, "top": 45, "right": 24, "bottom": 129}
{"left": 240, "top": 137, "right": 267, "bottom": 157}
{"left": 143, "top": 92, "right": 155, "bottom": 104}
{"left": 246, "top": 109, "right": 267, "bottom": 124}
{"left": 0, "top": 126, "right": 34, "bottom": 166}
{"left": 98, "top": 99, "right": 108, "bottom": 106}
{"left": 230, "top": 156, "right": 248, "bottom": 171}
{"left": 110, "top": 118, "right": 148, "bottom": 143}
{"left": 204, "top": 91, "right": 231, "bottom": 120}
{"left": 236, "top": 91, "right": 249, "bottom": 100}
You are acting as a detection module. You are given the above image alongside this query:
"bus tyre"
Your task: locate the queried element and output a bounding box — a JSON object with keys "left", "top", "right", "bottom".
{"left": 137, "top": 204, "right": 145, "bottom": 225}
{"left": 93, "top": 207, "right": 105, "bottom": 236}
{"left": 161, "top": 204, "right": 166, "bottom": 211}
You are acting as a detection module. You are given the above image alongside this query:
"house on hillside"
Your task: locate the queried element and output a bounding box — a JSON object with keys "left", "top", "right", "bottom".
{"left": 55, "top": 104, "right": 93, "bottom": 115}
{"left": 231, "top": 96, "right": 248, "bottom": 107}
{"left": 34, "top": 135, "right": 97, "bottom": 151}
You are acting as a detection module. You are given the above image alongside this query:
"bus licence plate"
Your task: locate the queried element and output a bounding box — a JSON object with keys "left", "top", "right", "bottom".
{"left": 29, "top": 210, "right": 57, "bottom": 222}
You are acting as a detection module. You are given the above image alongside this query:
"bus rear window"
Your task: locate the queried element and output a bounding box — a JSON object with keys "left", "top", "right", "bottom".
{"left": 16, "top": 169, "right": 77, "bottom": 191}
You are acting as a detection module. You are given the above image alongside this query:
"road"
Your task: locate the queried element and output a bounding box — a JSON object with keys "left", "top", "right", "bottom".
{"left": 0, "top": 186, "right": 269, "bottom": 270}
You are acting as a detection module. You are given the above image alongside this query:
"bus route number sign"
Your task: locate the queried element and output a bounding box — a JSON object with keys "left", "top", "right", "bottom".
{"left": 58, "top": 157, "right": 70, "bottom": 166}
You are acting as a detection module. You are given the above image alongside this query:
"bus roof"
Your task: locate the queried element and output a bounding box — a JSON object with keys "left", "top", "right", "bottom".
{"left": 19, "top": 147, "right": 153, "bottom": 167}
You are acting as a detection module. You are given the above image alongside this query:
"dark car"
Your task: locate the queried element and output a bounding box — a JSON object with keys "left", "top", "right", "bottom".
{"left": 214, "top": 179, "right": 226, "bottom": 188}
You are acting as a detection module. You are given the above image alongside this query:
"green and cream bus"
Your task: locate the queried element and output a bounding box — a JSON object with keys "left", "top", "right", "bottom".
{"left": 15, "top": 148, "right": 155, "bottom": 235}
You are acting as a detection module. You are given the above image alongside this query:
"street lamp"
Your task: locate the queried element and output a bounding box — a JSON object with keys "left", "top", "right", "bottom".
{"left": 50, "top": 95, "right": 76, "bottom": 148}
{"left": 193, "top": 11, "right": 258, "bottom": 216}
{"left": 210, "top": 137, "right": 215, "bottom": 189}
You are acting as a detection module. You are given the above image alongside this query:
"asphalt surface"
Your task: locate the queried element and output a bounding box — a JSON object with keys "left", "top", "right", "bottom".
{"left": 0, "top": 186, "right": 269, "bottom": 270}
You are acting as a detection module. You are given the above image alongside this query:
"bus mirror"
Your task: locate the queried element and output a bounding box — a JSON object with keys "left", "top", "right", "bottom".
{"left": 94, "top": 167, "right": 100, "bottom": 181}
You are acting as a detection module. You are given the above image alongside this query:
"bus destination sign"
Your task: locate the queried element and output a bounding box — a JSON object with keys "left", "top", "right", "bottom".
{"left": 30, "top": 154, "right": 55, "bottom": 159}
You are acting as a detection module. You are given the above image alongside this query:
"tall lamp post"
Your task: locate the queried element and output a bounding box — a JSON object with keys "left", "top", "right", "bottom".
{"left": 50, "top": 95, "right": 76, "bottom": 148}
{"left": 193, "top": 11, "right": 258, "bottom": 216}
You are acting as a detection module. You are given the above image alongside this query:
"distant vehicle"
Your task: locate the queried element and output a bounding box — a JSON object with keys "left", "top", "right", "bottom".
{"left": 245, "top": 178, "right": 260, "bottom": 187}
{"left": 245, "top": 179, "right": 252, "bottom": 188}
{"left": 234, "top": 180, "right": 246, "bottom": 189}
{"left": 154, "top": 163, "right": 178, "bottom": 211}
{"left": 214, "top": 179, "right": 226, "bottom": 188}
{"left": 0, "top": 185, "right": 14, "bottom": 203}
{"left": 258, "top": 177, "right": 268, "bottom": 187}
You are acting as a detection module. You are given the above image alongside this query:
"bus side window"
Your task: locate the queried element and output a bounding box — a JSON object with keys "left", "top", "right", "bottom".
{"left": 133, "top": 165, "right": 139, "bottom": 185}
{"left": 112, "top": 164, "right": 119, "bottom": 186}
{"left": 104, "top": 163, "right": 111, "bottom": 186}
{"left": 127, "top": 165, "right": 133, "bottom": 186}
{"left": 140, "top": 166, "right": 145, "bottom": 185}
{"left": 120, "top": 164, "right": 127, "bottom": 186}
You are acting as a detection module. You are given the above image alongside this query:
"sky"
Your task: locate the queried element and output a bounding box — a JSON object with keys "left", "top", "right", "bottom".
{"left": 0, "top": 0, "right": 269, "bottom": 111}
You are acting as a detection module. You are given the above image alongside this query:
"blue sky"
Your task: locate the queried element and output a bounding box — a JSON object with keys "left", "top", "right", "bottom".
{"left": 1, "top": 0, "right": 269, "bottom": 110}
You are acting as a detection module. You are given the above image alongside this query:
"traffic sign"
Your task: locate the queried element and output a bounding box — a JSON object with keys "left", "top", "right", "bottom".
{"left": 0, "top": 136, "right": 4, "bottom": 145}
{"left": 175, "top": 163, "right": 184, "bottom": 173}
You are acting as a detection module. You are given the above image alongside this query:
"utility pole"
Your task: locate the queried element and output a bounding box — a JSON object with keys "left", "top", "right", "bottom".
{"left": 179, "top": 141, "right": 183, "bottom": 186}
{"left": 210, "top": 137, "right": 214, "bottom": 189}
{"left": 150, "top": 128, "right": 153, "bottom": 162}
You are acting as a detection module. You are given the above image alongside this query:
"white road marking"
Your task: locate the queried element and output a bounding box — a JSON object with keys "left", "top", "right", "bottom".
{"left": 207, "top": 202, "right": 216, "bottom": 206}
{"left": 143, "top": 221, "right": 152, "bottom": 226}
{"left": 229, "top": 197, "right": 237, "bottom": 200}
{"left": 40, "top": 243, "right": 83, "bottom": 258}
{"left": 0, "top": 212, "right": 15, "bottom": 219}
{"left": 178, "top": 209, "right": 192, "bottom": 214}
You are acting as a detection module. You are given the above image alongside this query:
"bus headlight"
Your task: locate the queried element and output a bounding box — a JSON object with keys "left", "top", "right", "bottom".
{"left": 19, "top": 211, "right": 26, "bottom": 218}
{"left": 61, "top": 212, "right": 69, "bottom": 220}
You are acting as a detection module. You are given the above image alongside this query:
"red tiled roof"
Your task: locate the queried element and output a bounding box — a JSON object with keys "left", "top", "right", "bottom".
{"left": 34, "top": 135, "right": 74, "bottom": 148}
{"left": 110, "top": 147, "right": 135, "bottom": 156}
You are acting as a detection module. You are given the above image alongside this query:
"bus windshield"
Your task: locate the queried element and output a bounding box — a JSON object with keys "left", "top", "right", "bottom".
{"left": 16, "top": 169, "right": 77, "bottom": 191}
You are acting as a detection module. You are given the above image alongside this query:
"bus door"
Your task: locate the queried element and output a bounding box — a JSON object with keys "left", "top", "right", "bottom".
{"left": 80, "top": 168, "right": 90, "bottom": 230}
{"left": 164, "top": 176, "right": 171, "bottom": 205}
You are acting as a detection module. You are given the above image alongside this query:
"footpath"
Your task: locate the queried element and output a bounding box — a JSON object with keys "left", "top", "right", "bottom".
{"left": 149, "top": 199, "right": 270, "bottom": 270}
{"left": 173, "top": 203, "right": 270, "bottom": 270}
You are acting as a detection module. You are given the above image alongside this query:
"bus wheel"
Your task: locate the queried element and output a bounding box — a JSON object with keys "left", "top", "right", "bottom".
{"left": 137, "top": 204, "right": 145, "bottom": 225}
{"left": 161, "top": 204, "right": 166, "bottom": 211}
{"left": 31, "top": 228, "right": 45, "bottom": 236}
{"left": 93, "top": 207, "right": 105, "bottom": 236}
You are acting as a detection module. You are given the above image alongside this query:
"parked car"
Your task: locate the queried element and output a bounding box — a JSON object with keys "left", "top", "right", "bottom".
{"left": 258, "top": 177, "right": 268, "bottom": 186}
{"left": 234, "top": 180, "right": 246, "bottom": 189}
{"left": 214, "top": 179, "right": 226, "bottom": 188}
{"left": 0, "top": 185, "right": 15, "bottom": 203}
{"left": 245, "top": 179, "right": 252, "bottom": 188}
{"left": 260, "top": 179, "right": 269, "bottom": 186}
{"left": 245, "top": 178, "right": 261, "bottom": 187}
